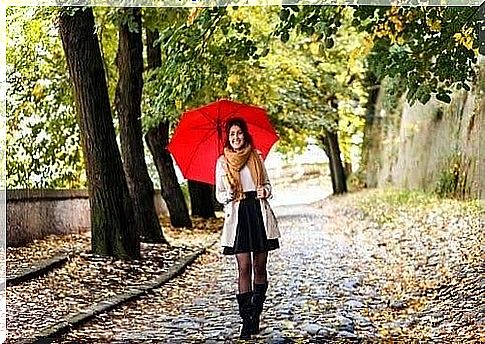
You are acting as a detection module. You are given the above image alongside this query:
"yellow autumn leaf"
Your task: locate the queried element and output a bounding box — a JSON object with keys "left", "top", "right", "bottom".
{"left": 453, "top": 32, "right": 463, "bottom": 41}
{"left": 227, "top": 74, "right": 239, "bottom": 86}
{"left": 32, "top": 82, "right": 45, "bottom": 100}
{"left": 464, "top": 27, "right": 473, "bottom": 36}
{"left": 454, "top": 27, "right": 476, "bottom": 50}
{"left": 463, "top": 37, "right": 474, "bottom": 50}
{"left": 309, "top": 42, "right": 320, "bottom": 55}
{"left": 186, "top": 7, "right": 202, "bottom": 26}
{"left": 175, "top": 99, "right": 182, "bottom": 110}
{"left": 426, "top": 19, "right": 441, "bottom": 32}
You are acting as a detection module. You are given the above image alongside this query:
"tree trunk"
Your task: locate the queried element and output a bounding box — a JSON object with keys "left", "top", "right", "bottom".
{"left": 59, "top": 8, "right": 140, "bottom": 259}
{"left": 321, "top": 138, "right": 337, "bottom": 192}
{"left": 115, "top": 8, "right": 167, "bottom": 244}
{"left": 144, "top": 27, "right": 192, "bottom": 228}
{"left": 188, "top": 180, "right": 216, "bottom": 219}
{"left": 344, "top": 161, "right": 352, "bottom": 178}
{"left": 360, "top": 72, "right": 381, "bottom": 188}
{"left": 145, "top": 122, "right": 193, "bottom": 228}
{"left": 320, "top": 129, "right": 347, "bottom": 194}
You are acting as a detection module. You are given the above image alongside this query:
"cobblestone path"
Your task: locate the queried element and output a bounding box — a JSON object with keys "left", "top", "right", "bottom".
{"left": 63, "top": 203, "right": 380, "bottom": 343}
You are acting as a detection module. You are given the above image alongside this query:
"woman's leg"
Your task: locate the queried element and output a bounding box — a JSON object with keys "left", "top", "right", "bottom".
{"left": 236, "top": 253, "right": 252, "bottom": 293}
{"left": 252, "top": 251, "right": 268, "bottom": 284}
{"left": 251, "top": 251, "right": 269, "bottom": 333}
{"left": 235, "top": 253, "right": 253, "bottom": 339}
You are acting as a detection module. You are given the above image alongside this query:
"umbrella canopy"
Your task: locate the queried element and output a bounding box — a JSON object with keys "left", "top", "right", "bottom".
{"left": 167, "top": 99, "right": 278, "bottom": 185}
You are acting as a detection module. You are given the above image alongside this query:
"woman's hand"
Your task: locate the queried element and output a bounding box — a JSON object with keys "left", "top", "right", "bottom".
{"left": 225, "top": 190, "right": 235, "bottom": 204}
{"left": 256, "top": 186, "right": 267, "bottom": 199}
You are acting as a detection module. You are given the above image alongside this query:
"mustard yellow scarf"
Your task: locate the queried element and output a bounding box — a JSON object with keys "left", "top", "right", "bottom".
{"left": 223, "top": 145, "right": 265, "bottom": 201}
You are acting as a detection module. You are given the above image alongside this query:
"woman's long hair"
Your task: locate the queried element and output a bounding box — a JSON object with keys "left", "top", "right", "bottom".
{"left": 224, "top": 117, "right": 254, "bottom": 150}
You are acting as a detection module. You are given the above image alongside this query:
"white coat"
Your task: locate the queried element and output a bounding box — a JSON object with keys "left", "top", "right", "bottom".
{"left": 215, "top": 153, "right": 281, "bottom": 249}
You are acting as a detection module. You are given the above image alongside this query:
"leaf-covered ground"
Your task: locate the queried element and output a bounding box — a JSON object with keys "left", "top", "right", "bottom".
{"left": 326, "top": 189, "right": 484, "bottom": 341}
{"left": 7, "top": 188, "right": 484, "bottom": 343}
{"left": 5, "top": 217, "right": 222, "bottom": 343}
{"left": 55, "top": 188, "right": 484, "bottom": 343}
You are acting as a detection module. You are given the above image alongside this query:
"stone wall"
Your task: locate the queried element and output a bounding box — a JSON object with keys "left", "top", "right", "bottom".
{"left": 7, "top": 189, "right": 169, "bottom": 247}
{"left": 363, "top": 70, "right": 484, "bottom": 200}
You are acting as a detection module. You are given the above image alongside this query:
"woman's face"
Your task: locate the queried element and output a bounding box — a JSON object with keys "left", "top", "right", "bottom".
{"left": 229, "top": 124, "right": 245, "bottom": 150}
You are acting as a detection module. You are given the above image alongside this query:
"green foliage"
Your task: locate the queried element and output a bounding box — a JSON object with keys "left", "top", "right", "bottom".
{"left": 7, "top": 7, "right": 85, "bottom": 188}
{"left": 93, "top": 7, "right": 121, "bottom": 105}
{"left": 353, "top": 6, "right": 479, "bottom": 105}
{"left": 276, "top": 6, "right": 479, "bottom": 105}
{"left": 358, "top": 188, "right": 438, "bottom": 224}
{"left": 269, "top": 7, "right": 368, "bottom": 164}
{"left": 380, "top": 76, "right": 405, "bottom": 113}
{"left": 142, "top": 7, "right": 263, "bottom": 131}
{"left": 378, "top": 189, "right": 437, "bottom": 207}
{"left": 275, "top": 5, "right": 343, "bottom": 46}
{"left": 357, "top": 188, "right": 483, "bottom": 227}
{"left": 346, "top": 170, "right": 367, "bottom": 192}
{"left": 6, "top": 6, "right": 388, "bottom": 189}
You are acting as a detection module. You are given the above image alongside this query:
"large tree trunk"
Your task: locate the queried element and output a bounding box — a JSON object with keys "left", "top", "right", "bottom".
{"left": 144, "top": 27, "right": 192, "bottom": 228}
{"left": 188, "top": 180, "right": 216, "bottom": 219}
{"left": 115, "top": 8, "right": 167, "bottom": 244}
{"left": 320, "top": 129, "right": 347, "bottom": 195}
{"left": 59, "top": 8, "right": 140, "bottom": 259}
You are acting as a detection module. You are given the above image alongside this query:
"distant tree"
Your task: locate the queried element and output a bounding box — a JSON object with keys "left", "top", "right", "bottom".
{"left": 115, "top": 7, "right": 168, "bottom": 243}
{"left": 143, "top": 11, "right": 192, "bottom": 228}
{"left": 188, "top": 180, "right": 216, "bottom": 219}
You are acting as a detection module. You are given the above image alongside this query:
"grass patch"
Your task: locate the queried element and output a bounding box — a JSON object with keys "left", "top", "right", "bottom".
{"left": 356, "top": 188, "right": 483, "bottom": 225}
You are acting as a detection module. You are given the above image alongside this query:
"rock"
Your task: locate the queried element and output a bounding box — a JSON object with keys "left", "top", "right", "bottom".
{"left": 335, "top": 315, "right": 354, "bottom": 333}
{"left": 342, "top": 278, "right": 361, "bottom": 290}
{"left": 194, "top": 299, "right": 207, "bottom": 306}
{"left": 304, "top": 323, "right": 323, "bottom": 335}
{"left": 338, "top": 330, "right": 359, "bottom": 339}
{"left": 344, "top": 300, "right": 365, "bottom": 308}
{"left": 336, "top": 315, "right": 353, "bottom": 327}
{"left": 390, "top": 300, "right": 407, "bottom": 310}
{"left": 174, "top": 321, "right": 200, "bottom": 329}
{"left": 206, "top": 330, "right": 223, "bottom": 338}
{"left": 352, "top": 315, "right": 373, "bottom": 328}
{"left": 316, "top": 326, "right": 334, "bottom": 336}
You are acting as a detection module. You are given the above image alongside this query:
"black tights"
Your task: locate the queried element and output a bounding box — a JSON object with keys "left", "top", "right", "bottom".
{"left": 236, "top": 252, "right": 268, "bottom": 293}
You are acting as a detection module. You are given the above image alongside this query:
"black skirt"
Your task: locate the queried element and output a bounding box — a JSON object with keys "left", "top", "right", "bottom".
{"left": 223, "top": 191, "right": 280, "bottom": 255}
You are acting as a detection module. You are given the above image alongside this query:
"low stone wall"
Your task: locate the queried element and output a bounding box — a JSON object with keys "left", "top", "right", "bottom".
{"left": 7, "top": 189, "right": 169, "bottom": 247}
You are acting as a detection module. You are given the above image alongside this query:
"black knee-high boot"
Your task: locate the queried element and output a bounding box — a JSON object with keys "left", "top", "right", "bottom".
{"left": 236, "top": 292, "right": 254, "bottom": 339}
{"left": 251, "top": 282, "right": 268, "bottom": 334}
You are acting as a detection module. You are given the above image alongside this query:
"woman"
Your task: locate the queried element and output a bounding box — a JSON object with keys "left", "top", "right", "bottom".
{"left": 215, "top": 117, "right": 280, "bottom": 339}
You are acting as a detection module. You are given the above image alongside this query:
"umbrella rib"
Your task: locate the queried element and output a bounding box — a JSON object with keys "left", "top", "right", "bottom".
{"left": 197, "top": 108, "right": 217, "bottom": 126}
{"left": 223, "top": 103, "right": 278, "bottom": 136}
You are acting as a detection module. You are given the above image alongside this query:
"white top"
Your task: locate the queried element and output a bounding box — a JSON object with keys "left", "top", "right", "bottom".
{"left": 240, "top": 165, "right": 256, "bottom": 191}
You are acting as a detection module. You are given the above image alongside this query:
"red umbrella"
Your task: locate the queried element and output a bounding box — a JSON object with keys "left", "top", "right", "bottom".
{"left": 167, "top": 99, "right": 278, "bottom": 185}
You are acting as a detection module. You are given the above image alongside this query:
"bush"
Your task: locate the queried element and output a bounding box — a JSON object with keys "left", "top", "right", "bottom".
{"left": 435, "top": 154, "right": 470, "bottom": 199}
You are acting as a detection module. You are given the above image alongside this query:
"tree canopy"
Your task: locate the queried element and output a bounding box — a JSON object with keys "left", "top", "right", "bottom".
{"left": 6, "top": 5, "right": 480, "bottom": 188}
{"left": 276, "top": 5, "right": 480, "bottom": 104}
